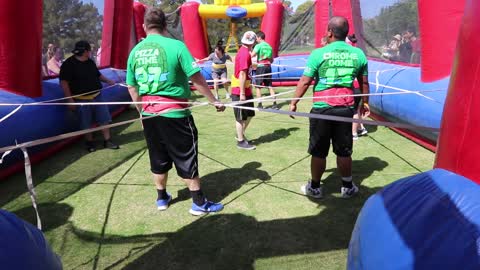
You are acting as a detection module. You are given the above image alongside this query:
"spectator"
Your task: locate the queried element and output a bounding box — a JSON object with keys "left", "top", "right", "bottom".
{"left": 59, "top": 40, "right": 119, "bottom": 153}
{"left": 398, "top": 31, "right": 413, "bottom": 63}
{"left": 231, "top": 31, "right": 257, "bottom": 150}
{"left": 383, "top": 34, "right": 401, "bottom": 60}
{"left": 409, "top": 29, "right": 421, "bottom": 64}
{"left": 251, "top": 31, "right": 277, "bottom": 109}
{"left": 289, "top": 16, "right": 369, "bottom": 199}
{"left": 126, "top": 7, "right": 225, "bottom": 215}
{"left": 47, "top": 47, "right": 63, "bottom": 76}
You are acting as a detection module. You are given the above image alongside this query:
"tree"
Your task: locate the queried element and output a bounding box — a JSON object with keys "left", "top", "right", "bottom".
{"left": 362, "top": 0, "right": 419, "bottom": 53}
{"left": 43, "top": 0, "right": 102, "bottom": 51}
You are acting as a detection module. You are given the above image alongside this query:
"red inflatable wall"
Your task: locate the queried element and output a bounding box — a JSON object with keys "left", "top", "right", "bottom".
{"left": 314, "top": 0, "right": 329, "bottom": 47}
{"left": 434, "top": 0, "right": 480, "bottom": 184}
{"left": 0, "top": 0, "right": 42, "bottom": 97}
{"left": 101, "top": 0, "right": 133, "bottom": 69}
{"left": 419, "top": 0, "right": 465, "bottom": 82}
{"left": 331, "top": 0, "right": 355, "bottom": 34}
{"left": 133, "top": 2, "right": 148, "bottom": 43}
{"left": 181, "top": 2, "right": 209, "bottom": 59}
{"left": 261, "top": 0, "right": 284, "bottom": 57}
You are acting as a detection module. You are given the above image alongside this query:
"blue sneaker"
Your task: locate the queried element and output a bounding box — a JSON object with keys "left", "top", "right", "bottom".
{"left": 189, "top": 200, "right": 224, "bottom": 216}
{"left": 156, "top": 193, "right": 172, "bottom": 211}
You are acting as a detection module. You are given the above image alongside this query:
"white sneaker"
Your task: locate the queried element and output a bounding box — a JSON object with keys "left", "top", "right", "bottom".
{"left": 358, "top": 128, "right": 368, "bottom": 136}
{"left": 341, "top": 184, "right": 359, "bottom": 198}
{"left": 301, "top": 181, "right": 322, "bottom": 199}
{"left": 352, "top": 134, "right": 359, "bottom": 141}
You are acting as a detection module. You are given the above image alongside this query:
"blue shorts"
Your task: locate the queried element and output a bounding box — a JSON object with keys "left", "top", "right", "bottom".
{"left": 76, "top": 94, "right": 112, "bottom": 130}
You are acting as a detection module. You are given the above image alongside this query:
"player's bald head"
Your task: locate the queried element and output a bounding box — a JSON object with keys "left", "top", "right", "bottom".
{"left": 328, "top": 16, "right": 349, "bottom": 41}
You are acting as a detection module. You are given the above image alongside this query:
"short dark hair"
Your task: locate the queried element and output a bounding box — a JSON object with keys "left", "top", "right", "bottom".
{"left": 256, "top": 31, "right": 266, "bottom": 40}
{"left": 328, "top": 16, "right": 349, "bottom": 41}
{"left": 347, "top": 34, "right": 357, "bottom": 44}
{"left": 215, "top": 45, "right": 225, "bottom": 54}
{"left": 144, "top": 7, "right": 166, "bottom": 32}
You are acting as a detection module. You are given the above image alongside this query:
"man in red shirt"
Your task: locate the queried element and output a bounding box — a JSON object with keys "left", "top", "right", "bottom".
{"left": 231, "top": 31, "right": 257, "bottom": 150}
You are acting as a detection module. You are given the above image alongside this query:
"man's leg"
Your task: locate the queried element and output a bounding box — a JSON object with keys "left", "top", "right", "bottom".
{"left": 256, "top": 87, "right": 263, "bottom": 108}
{"left": 213, "top": 78, "right": 219, "bottom": 99}
{"left": 236, "top": 120, "right": 245, "bottom": 141}
{"left": 268, "top": 86, "right": 278, "bottom": 108}
{"left": 311, "top": 156, "right": 327, "bottom": 183}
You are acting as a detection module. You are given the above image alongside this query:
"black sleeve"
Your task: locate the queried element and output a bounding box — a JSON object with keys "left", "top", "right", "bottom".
{"left": 59, "top": 60, "right": 72, "bottom": 81}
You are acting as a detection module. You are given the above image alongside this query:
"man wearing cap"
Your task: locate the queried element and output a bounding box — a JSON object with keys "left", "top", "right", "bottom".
{"left": 251, "top": 31, "right": 277, "bottom": 109}
{"left": 60, "top": 40, "right": 119, "bottom": 152}
{"left": 231, "top": 30, "right": 257, "bottom": 150}
{"left": 289, "top": 16, "right": 369, "bottom": 199}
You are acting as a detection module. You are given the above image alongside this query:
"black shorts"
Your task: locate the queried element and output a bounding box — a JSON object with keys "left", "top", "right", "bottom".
{"left": 308, "top": 107, "right": 355, "bottom": 158}
{"left": 231, "top": 94, "right": 255, "bottom": 121}
{"left": 353, "top": 88, "right": 362, "bottom": 111}
{"left": 255, "top": 65, "right": 272, "bottom": 87}
{"left": 142, "top": 115, "right": 199, "bottom": 179}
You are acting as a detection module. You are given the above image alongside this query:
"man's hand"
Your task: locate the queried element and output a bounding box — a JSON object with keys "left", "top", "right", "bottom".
{"left": 239, "top": 93, "right": 246, "bottom": 101}
{"left": 361, "top": 103, "right": 371, "bottom": 118}
{"left": 289, "top": 103, "right": 297, "bottom": 119}
{"left": 213, "top": 100, "right": 225, "bottom": 112}
{"left": 67, "top": 98, "right": 76, "bottom": 111}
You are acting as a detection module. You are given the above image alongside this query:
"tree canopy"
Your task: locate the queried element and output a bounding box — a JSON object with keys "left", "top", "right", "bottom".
{"left": 43, "top": 0, "right": 103, "bottom": 51}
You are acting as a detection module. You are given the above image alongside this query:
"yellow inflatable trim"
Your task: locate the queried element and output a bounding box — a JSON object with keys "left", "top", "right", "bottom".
{"left": 198, "top": 3, "right": 266, "bottom": 18}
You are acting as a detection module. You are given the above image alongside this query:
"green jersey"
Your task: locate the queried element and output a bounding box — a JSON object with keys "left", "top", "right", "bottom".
{"left": 304, "top": 41, "right": 368, "bottom": 108}
{"left": 253, "top": 41, "right": 273, "bottom": 67}
{"left": 126, "top": 34, "right": 201, "bottom": 118}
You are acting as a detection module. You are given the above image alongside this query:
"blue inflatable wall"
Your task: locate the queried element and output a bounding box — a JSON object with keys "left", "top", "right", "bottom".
{"left": 0, "top": 210, "right": 62, "bottom": 269}
{"left": 348, "top": 169, "right": 480, "bottom": 270}
{"left": 0, "top": 68, "right": 129, "bottom": 172}
{"left": 200, "top": 56, "right": 448, "bottom": 142}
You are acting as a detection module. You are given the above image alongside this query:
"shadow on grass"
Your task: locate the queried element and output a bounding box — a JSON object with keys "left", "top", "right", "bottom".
{"left": 71, "top": 156, "right": 388, "bottom": 270}
{"left": 172, "top": 161, "right": 271, "bottom": 206}
{"left": 250, "top": 127, "right": 299, "bottom": 146}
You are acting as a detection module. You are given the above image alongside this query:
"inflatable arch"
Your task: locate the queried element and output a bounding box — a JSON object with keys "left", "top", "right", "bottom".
{"left": 180, "top": 0, "right": 283, "bottom": 59}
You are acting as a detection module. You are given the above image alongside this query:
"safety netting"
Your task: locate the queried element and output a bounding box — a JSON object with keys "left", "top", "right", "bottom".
{"left": 358, "top": 0, "right": 421, "bottom": 64}
{"left": 278, "top": 0, "right": 316, "bottom": 55}
{"left": 42, "top": 0, "right": 104, "bottom": 77}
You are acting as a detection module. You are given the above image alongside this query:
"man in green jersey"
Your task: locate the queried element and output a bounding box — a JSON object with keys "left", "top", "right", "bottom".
{"left": 126, "top": 7, "right": 225, "bottom": 215}
{"left": 289, "top": 16, "right": 370, "bottom": 199}
{"left": 251, "top": 31, "right": 277, "bottom": 109}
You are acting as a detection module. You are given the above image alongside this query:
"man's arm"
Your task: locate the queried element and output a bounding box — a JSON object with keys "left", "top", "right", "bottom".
{"left": 60, "top": 80, "right": 75, "bottom": 111}
{"left": 357, "top": 74, "right": 370, "bottom": 116}
{"left": 238, "top": 70, "right": 247, "bottom": 100}
{"left": 99, "top": 74, "right": 115, "bottom": 85}
{"left": 289, "top": 75, "right": 313, "bottom": 114}
{"left": 190, "top": 72, "right": 225, "bottom": 111}
{"left": 127, "top": 85, "right": 142, "bottom": 114}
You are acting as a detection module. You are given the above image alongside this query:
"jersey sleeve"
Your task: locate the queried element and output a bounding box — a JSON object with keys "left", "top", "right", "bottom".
{"left": 358, "top": 51, "right": 368, "bottom": 77}
{"left": 125, "top": 49, "right": 137, "bottom": 87}
{"left": 303, "top": 50, "right": 320, "bottom": 78}
{"left": 179, "top": 43, "right": 201, "bottom": 77}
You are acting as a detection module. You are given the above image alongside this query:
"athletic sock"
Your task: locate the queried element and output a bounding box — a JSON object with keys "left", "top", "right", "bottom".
{"left": 191, "top": 190, "right": 206, "bottom": 206}
{"left": 157, "top": 189, "right": 168, "bottom": 201}
{"left": 342, "top": 176, "right": 353, "bottom": 189}
{"left": 310, "top": 179, "right": 321, "bottom": 189}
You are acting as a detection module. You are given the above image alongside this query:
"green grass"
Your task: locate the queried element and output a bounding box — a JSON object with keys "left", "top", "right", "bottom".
{"left": 0, "top": 89, "right": 434, "bottom": 269}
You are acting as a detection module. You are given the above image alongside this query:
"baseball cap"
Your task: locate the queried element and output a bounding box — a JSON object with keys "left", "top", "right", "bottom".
{"left": 241, "top": 31, "right": 257, "bottom": 45}
{"left": 72, "top": 40, "right": 91, "bottom": 55}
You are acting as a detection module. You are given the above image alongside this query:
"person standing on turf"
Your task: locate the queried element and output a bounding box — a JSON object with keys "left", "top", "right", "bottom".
{"left": 126, "top": 7, "right": 225, "bottom": 215}
{"left": 231, "top": 31, "right": 257, "bottom": 150}
{"left": 289, "top": 16, "right": 370, "bottom": 199}
{"left": 251, "top": 31, "right": 278, "bottom": 109}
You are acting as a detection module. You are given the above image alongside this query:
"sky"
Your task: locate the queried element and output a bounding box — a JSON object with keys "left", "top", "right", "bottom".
{"left": 82, "top": 0, "right": 105, "bottom": 14}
